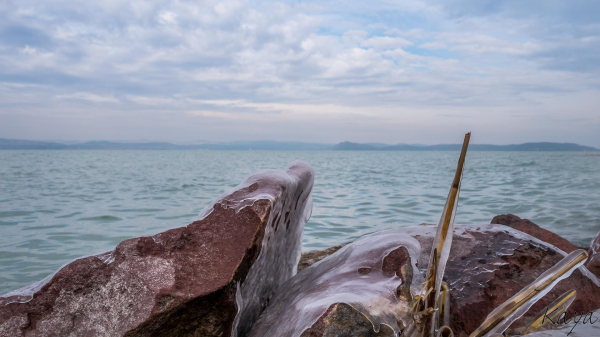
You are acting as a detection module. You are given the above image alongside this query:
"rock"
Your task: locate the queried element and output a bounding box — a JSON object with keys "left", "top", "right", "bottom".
{"left": 296, "top": 215, "right": 580, "bottom": 271}
{"left": 416, "top": 226, "right": 600, "bottom": 336}
{"left": 585, "top": 231, "right": 600, "bottom": 278}
{"left": 263, "top": 224, "right": 600, "bottom": 337}
{"left": 298, "top": 244, "right": 415, "bottom": 337}
{"left": 298, "top": 243, "right": 349, "bottom": 272}
{"left": 0, "top": 161, "right": 314, "bottom": 337}
{"left": 249, "top": 230, "right": 423, "bottom": 337}
{"left": 491, "top": 214, "right": 579, "bottom": 253}
{"left": 300, "top": 303, "right": 396, "bottom": 337}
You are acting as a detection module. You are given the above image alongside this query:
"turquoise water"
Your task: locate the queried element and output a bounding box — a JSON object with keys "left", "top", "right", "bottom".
{"left": 0, "top": 150, "right": 599, "bottom": 294}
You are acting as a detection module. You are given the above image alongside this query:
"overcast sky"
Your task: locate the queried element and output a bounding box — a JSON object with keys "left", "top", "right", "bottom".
{"left": 0, "top": 0, "right": 599, "bottom": 146}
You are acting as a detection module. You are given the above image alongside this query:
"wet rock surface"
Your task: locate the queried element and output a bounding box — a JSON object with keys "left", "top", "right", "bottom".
{"left": 423, "top": 227, "right": 600, "bottom": 336}
{"left": 250, "top": 231, "right": 423, "bottom": 337}
{"left": 491, "top": 214, "right": 580, "bottom": 253}
{"left": 300, "top": 303, "right": 396, "bottom": 337}
{"left": 298, "top": 243, "right": 349, "bottom": 273}
{"left": 0, "top": 161, "right": 314, "bottom": 337}
{"left": 290, "top": 220, "right": 600, "bottom": 337}
{"left": 585, "top": 231, "right": 600, "bottom": 279}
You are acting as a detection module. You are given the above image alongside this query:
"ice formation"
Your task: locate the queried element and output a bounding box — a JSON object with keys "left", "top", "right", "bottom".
{"left": 221, "top": 161, "right": 314, "bottom": 337}
{"left": 480, "top": 250, "right": 587, "bottom": 336}
{"left": 248, "top": 229, "right": 424, "bottom": 336}
{"left": 248, "top": 224, "right": 600, "bottom": 337}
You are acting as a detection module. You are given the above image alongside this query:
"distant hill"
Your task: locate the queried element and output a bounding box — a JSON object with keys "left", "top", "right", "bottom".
{"left": 197, "top": 141, "right": 332, "bottom": 151}
{"left": 331, "top": 142, "right": 379, "bottom": 151}
{"left": 0, "top": 138, "right": 68, "bottom": 150}
{"left": 0, "top": 138, "right": 596, "bottom": 151}
{"left": 0, "top": 138, "right": 332, "bottom": 150}
{"left": 332, "top": 142, "right": 598, "bottom": 151}
{"left": 69, "top": 141, "right": 183, "bottom": 150}
{"left": 364, "top": 142, "right": 390, "bottom": 148}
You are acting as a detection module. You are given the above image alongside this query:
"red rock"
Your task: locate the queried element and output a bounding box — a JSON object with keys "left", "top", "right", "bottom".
{"left": 491, "top": 214, "right": 579, "bottom": 253}
{"left": 259, "top": 224, "right": 600, "bottom": 337}
{"left": 298, "top": 243, "right": 349, "bottom": 272}
{"left": 430, "top": 227, "right": 600, "bottom": 336}
{"left": 300, "top": 303, "right": 395, "bottom": 337}
{"left": 0, "top": 161, "right": 314, "bottom": 337}
{"left": 249, "top": 230, "right": 422, "bottom": 337}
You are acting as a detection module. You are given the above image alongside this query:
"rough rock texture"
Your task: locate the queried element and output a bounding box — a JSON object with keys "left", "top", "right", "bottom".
{"left": 288, "top": 221, "right": 600, "bottom": 337}
{"left": 586, "top": 231, "right": 600, "bottom": 278}
{"left": 297, "top": 245, "right": 414, "bottom": 337}
{"left": 417, "top": 226, "right": 600, "bottom": 336}
{"left": 249, "top": 231, "right": 422, "bottom": 337}
{"left": 298, "top": 243, "right": 349, "bottom": 272}
{"left": 0, "top": 161, "right": 314, "bottom": 337}
{"left": 491, "top": 214, "right": 579, "bottom": 253}
{"left": 300, "top": 303, "right": 396, "bottom": 337}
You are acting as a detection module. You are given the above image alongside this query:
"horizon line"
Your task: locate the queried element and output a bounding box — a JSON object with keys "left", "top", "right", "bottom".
{"left": 0, "top": 138, "right": 597, "bottom": 150}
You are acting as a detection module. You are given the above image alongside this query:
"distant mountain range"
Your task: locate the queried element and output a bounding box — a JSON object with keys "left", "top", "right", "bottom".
{"left": 332, "top": 141, "right": 598, "bottom": 152}
{"left": 0, "top": 139, "right": 332, "bottom": 150}
{"left": 0, "top": 138, "right": 597, "bottom": 151}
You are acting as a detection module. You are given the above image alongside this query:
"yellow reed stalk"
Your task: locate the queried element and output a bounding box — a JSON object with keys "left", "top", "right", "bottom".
{"left": 425, "top": 133, "right": 470, "bottom": 299}
{"left": 421, "top": 133, "right": 470, "bottom": 337}
{"left": 520, "top": 289, "right": 577, "bottom": 335}
{"left": 438, "top": 283, "right": 450, "bottom": 328}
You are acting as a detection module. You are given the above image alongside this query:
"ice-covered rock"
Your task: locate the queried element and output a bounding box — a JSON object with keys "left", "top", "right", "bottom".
{"left": 298, "top": 243, "right": 349, "bottom": 273}
{"left": 585, "top": 231, "right": 600, "bottom": 279}
{"left": 421, "top": 225, "right": 600, "bottom": 336}
{"left": 0, "top": 161, "right": 314, "bottom": 337}
{"left": 256, "top": 223, "right": 600, "bottom": 337}
{"left": 249, "top": 229, "right": 423, "bottom": 337}
{"left": 491, "top": 214, "right": 580, "bottom": 253}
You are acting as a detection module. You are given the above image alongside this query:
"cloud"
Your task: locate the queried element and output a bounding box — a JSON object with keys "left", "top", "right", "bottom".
{"left": 57, "top": 92, "right": 119, "bottom": 103}
{"left": 188, "top": 99, "right": 381, "bottom": 117}
{"left": 361, "top": 36, "right": 413, "bottom": 50}
{"left": 421, "top": 33, "right": 543, "bottom": 56}
{"left": 125, "top": 95, "right": 178, "bottom": 106}
{"left": 157, "top": 11, "right": 177, "bottom": 25}
{"left": 0, "top": 0, "right": 598, "bottom": 146}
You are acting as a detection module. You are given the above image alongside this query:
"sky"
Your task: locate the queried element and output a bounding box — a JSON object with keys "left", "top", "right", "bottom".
{"left": 0, "top": 0, "right": 599, "bottom": 146}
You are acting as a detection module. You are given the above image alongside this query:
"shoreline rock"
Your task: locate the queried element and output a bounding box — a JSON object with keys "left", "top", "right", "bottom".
{"left": 250, "top": 230, "right": 423, "bottom": 337}
{"left": 491, "top": 214, "right": 582, "bottom": 253}
{"left": 298, "top": 214, "right": 590, "bottom": 272}
{"left": 586, "top": 231, "right": 600, "bottom": 279}
{"left": 298, "top": 243, "right": 349, "bottom": 273}
{"left": 0, "top": 161, "right": 314, "bottom": 337}
{"left": 292, "top": 218, "right": 600, "bottom": 337}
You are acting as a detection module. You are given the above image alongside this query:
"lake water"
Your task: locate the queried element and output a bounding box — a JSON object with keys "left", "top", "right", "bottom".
{"left": 0, "top": 150, "right": 599, "bottom": 295}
